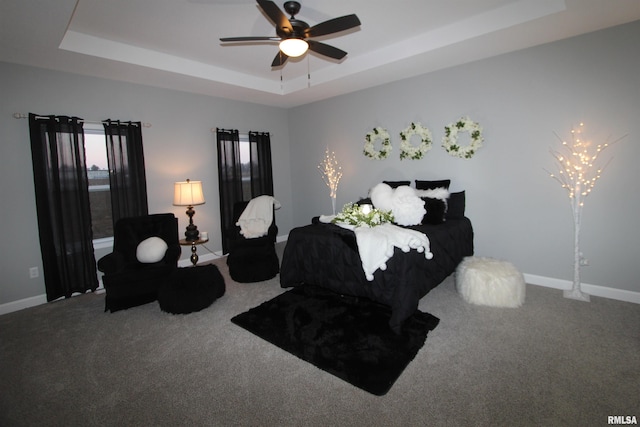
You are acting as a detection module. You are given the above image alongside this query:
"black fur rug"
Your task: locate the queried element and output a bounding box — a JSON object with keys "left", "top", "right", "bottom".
{"left": 231, "top": 285, "right": 439, "bottom": 396}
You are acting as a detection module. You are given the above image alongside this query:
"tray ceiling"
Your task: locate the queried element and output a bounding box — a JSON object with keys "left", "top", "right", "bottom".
{"left": 1, "top": 0, "right": 639, "bottom": 107}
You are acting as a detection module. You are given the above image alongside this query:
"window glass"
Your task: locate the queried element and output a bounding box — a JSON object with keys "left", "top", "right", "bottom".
{"left": 240, "top": 134, "right": 251, "bottom": 199}
{"left": 85, "top": 127, "right": 113, "bottom": 239}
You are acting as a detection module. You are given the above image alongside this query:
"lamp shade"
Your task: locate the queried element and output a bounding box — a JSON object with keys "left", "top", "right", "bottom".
{"left": 173, "top": 180, "right": 205, "bottom": 206}
{"left": 279, "top": 38, "right": 308, "bottom": 57}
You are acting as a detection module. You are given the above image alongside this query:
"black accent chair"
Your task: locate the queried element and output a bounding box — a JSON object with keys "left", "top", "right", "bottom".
{"left": 226, "top": 201, "right": 279, "bottom": 283}
{"left": 98, "top": 213, "right": 181, "bottom": 312}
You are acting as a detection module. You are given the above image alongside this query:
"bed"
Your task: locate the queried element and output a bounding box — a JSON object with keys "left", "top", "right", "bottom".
{"left": 280, "top": 184, "right": 474, "bottom": 333}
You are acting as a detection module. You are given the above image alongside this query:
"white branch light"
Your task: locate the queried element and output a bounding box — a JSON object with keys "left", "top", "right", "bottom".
{"left": 548, "top": 123, "right": 616, "bottom": 206}
{"left": 318, "top": 148, "right": 342, "bottom": 214}
{"left": 546, "top": 123, "right": 626, "bottom": 301}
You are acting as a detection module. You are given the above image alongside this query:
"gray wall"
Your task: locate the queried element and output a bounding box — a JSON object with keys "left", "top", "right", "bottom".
{"left": 0, "top": 63, "right": 293, "bottom": 305}
{"left": 288, "top": 21, "right": 640, "bottom": 295}
{"left": 1, "top": 20, "right": 638, "bottom": 309}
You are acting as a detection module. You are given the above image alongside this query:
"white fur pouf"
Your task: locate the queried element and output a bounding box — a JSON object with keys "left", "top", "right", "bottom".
{"left": 456, "top": 257, "right": 526, "bottom": 307}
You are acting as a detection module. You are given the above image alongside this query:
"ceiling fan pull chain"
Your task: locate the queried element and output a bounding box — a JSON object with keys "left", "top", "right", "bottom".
{"left": 307, "top": 55, "right": 311, "bottom": 88}
{"left": 280, "top": 67, "right": 284, "bottom": 94}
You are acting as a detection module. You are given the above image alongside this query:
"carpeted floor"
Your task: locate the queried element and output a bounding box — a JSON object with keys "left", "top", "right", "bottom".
{"left": 0, "top": 243, "right": 639, "bottom": 426}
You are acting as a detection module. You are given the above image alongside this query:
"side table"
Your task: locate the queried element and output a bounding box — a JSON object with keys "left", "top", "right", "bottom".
{"left": 179, "top": 238, "right": 209, "bottom": 266}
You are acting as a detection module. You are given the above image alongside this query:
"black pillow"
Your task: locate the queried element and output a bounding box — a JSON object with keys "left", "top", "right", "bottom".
{"left": 356, "top": 197, "right": 373, "bottom": 206}
{"left": 415, "top": 179, "right": 451, "bottom": 190}
{"left": 446, "top": 191, "right": 466, "bottom": 219}
{"left": 421, "top": 197, "right": 447, "bottom": 224}
{"left": 383, "top": 180, "right": 411, "bottom": 188}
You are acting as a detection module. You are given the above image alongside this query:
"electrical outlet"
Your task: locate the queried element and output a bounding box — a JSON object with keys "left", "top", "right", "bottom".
{"left": 578, "top": 252, "right": 589, "bottom": 266}
{"left": 29, "top": 267, "right": 39, "bottom": 278}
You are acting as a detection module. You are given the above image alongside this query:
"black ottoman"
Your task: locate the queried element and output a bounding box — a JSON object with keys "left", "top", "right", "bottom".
{"left": 158, "top": 264, "right": 225, "bottom": 314}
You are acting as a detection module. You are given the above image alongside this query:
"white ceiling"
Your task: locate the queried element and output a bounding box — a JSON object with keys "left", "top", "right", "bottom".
{"left": 1, "top": 0, "right": 639, "bottom": 108}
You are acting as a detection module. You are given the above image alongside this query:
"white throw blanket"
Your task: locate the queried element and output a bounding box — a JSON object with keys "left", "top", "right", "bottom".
{"left": 320, "top": 217, "right": 433, "bottom": 281}
{"left": 236, "top": 195, "right": 281, "bottom": 238}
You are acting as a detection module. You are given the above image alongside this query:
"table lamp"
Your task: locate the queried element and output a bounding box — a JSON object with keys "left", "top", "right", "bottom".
{"left": 173, "top": 179, "right": 205, "bottom": 241}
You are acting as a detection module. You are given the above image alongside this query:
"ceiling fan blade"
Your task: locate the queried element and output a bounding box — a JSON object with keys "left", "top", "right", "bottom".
{"left": 220, "top": 36, "right": 281, "bottom": 42}
{"left": 306, "top": 14, "right": 361, "bottom": 38}
{"left": 271, "top": 51, "right": 289, "bottom": 67}
{"left": 307, "top": 40, "right": 347, "bottom": 60}
{"left": 257, "top": 0, "right": 293, "bottom": 34}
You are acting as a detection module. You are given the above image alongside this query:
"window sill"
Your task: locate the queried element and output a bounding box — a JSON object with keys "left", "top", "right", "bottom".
{"left": 93, "top": 237, "right": 114, "bottom": 250}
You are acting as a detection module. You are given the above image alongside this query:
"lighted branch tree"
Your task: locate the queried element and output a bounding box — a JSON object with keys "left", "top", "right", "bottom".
{"left": 318, "top": 148, "right": 343, "bottom": 215}
{"left": 546, "top": 123, "right": 625, "bottom": 301}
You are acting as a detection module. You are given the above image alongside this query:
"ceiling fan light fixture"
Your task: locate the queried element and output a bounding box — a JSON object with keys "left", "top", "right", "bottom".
{"left": 221, "top": 1, "right": 360, "bottom": 67}
{"left": 279, "top": 38, "right": 308, "bottom": 57}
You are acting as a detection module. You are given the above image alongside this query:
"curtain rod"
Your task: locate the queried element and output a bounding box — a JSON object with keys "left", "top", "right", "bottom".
{"left": 12, "top": 113, "right": 151, "bottom": 128}
{"left": 210, "top": 128, "right": 271, "bottom": 135}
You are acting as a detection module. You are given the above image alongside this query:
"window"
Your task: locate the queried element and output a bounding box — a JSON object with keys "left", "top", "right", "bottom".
{"left": 239, "top": 134, "right": 251, "bottom": 199}
{"left": 84, "top": 126, "right": 113, "bottom": 240}
{"left": 216, "top": 129, "right": 273, "bottom": 253}
{"left": 29, "top": 115, "right": 148, "bottom": 300}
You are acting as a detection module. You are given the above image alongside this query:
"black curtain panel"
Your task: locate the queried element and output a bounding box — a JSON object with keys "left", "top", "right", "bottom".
{"left": 216, "top": 128, "right": 243, "bottom": 253}
{"left": 103, "top": 120, "right": 148, "bottom": 224}
{"left": 248, "top": 131, "right": 274, "bottom": 198}
{"left": 29, "top": 114, "right": 99, "bottom": 301}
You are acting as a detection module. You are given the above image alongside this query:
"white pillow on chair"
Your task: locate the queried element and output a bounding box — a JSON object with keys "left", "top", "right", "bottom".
{"left": 136, "top": 237, "right": 168, "bottom": 263}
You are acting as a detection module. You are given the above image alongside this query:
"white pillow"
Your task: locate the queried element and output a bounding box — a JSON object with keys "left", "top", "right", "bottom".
{"left": 136, "top": 237, "right": 168, "bottom": 263}
{"left": 370, "top": 183, "right": 427, "bottom": 226}
{"left": 390, "top": 187, "right": 426, "bottom": 226}
{"left": 415, "top": 187, "right": 450, "bottom": 201}
{"left": 370, "top": 183, "right": 395, "bottom": 212}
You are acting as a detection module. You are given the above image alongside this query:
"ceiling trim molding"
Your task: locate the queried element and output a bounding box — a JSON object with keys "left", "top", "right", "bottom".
{"left": 281, "top": 0, "right": 567, "bottom": 94}
{"left": 59, "top": 0, "right": 566, "bottom": 99}
{"left": 59, "top": 30, "right": 282, "bottom": 94}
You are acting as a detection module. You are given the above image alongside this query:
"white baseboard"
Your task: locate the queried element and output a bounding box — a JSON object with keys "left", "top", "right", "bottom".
{"left": 1, "top": 235, "right": 293, "bottom": 316}
{"left": 0, "top": 287, "right": 106, "bottom": 316}
{"left": 524, "top": 273, "right": 640, "bottom": 304}
{"left": 0, "top": 294, "right": 48, "bottom": 316}
{"left": 178, "top": 252, "right": 220, "bottom": 267}
{"left": 177, "top": 233, "right": 288, "bottom": 267}
{"left": 3, "top": 255, "right": 637, "bottom": 316}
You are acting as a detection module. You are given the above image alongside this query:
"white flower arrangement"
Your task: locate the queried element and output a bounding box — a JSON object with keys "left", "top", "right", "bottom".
{"left": 442, "top": 117, "right": 484, "bottom": 159}
{"left": 332, "top": 203, "right": 394, "bottom": 228}
{"left": 363, "top": 127, "right": 392, "bottom": 160}
{"left": 399, "top": 122, "right": 433, "bottom": 160}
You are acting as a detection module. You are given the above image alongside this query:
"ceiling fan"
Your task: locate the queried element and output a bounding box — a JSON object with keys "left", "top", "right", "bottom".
{"left": 220, "top": 0, "right": 361, "bottom": 67}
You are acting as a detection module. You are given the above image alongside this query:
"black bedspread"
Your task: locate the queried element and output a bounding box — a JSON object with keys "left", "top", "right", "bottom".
{"left": 280, "top": 218, "right": 474, "bottom": 333}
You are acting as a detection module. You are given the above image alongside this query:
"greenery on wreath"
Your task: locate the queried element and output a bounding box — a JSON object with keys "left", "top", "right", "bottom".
{"left": 442, "top": 116, "right": 484, "bottom": 159}
{"left": 363, "top": 127, "right": 392, "bottom": 160}
{"left": 332, "top": 203, "right": 394, "bottom": 227}
{"left": 399, "top": 122, "right": 433, "bottom": 160}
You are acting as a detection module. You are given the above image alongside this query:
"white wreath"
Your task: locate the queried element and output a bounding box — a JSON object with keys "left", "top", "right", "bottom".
{"left": 364, "top": 127, "right": 392, "bottom": 160}
{"left": 399, "top": 122, "right": 433, "bottom": 160}
{"left": 442, "top": 117, "right": 484, "bottom": 159}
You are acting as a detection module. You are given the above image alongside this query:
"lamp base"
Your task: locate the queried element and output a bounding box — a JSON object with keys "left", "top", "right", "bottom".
{"left": 184, "top": 224, "right": 199, "bottom": 241}
{"left": 184, "top": 205, "right": 200, "bottom": 241}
